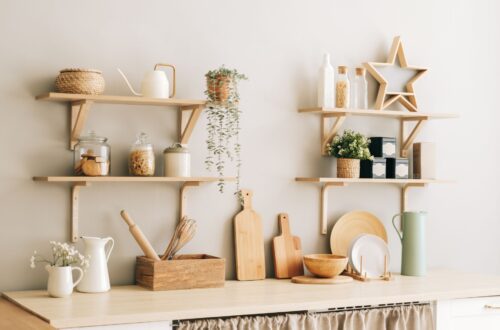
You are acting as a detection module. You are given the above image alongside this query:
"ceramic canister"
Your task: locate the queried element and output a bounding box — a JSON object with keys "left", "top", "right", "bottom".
{"left": 163, "top": 144, "right": 190, "bottom": 177}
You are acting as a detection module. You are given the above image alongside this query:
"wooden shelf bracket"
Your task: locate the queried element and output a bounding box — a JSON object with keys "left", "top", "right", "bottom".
{"left": 401, "top": 183, "right": 426, "bottom": 213}
{"left": 179, "top": 181, "right": 201, "bottom": 222}
{"left": 70, "top": 100, "right": 93, "bottom": 150}
{"left": 178, "top": 105, "right": 204, "bottom": 145}
{"left": 70, "top": 182, "right": 90, "bottom": 242}
{"left": 400, "top": 118, "right": 427, "bottom": 157}
{"left": 320, "top": 182, "right": 347, "bottom": 234}
{"left": 321, "top": 114, "right": 346, "bottom": 154}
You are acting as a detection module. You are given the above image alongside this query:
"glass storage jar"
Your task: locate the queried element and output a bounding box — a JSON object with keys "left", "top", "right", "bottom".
{"left": 163, "top": 144, "right": 190, "bottom": 177}
{"left": 335, "top": 66, "right": 350, "bottom": 108}
{"left": 74, "top": 131, "right": 111, "bottom": 176}
{"left": 129, "top": 133, "right": 155, "bottom": 176}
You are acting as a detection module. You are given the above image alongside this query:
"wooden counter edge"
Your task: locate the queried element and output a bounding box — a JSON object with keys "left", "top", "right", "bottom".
{"left": 0, "top": 297, "right": 54, "bottom": 330}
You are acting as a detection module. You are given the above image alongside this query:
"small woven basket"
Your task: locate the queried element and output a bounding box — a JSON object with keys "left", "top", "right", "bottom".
{"left": 337, "top": 158, "right": 360, "bottom": 178}
{"left": 55, "top": 68, "right": 105, "bottom": 95}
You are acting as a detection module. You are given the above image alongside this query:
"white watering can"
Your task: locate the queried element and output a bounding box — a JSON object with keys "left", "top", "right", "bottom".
{"left": 76, "top": 236, "right": 114, "bottom": 293}
{"left": 118, "top": 63, "right": 176, "bottom": 99}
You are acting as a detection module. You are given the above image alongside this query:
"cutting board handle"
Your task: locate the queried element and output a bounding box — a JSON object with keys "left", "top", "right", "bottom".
{"left": 278, "top": 213, "right": 291, "bottom": 235}
{"left": 240, "top": 189, "right": 253, "bottom": 209}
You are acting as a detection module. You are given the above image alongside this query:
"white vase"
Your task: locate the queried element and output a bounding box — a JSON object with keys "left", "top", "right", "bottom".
{"left": 317, "top": 53, "right": 334, "bottom": 108}
{"left": 45, "top": 265, "right": 83, "bottom": 298}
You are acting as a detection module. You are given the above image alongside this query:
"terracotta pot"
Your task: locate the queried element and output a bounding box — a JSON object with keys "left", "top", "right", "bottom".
{"left": 207, "top": 76, "right": 232, "bottom": 103}
{"left": 337, "top": 158, "right": 360, "bottom": 178}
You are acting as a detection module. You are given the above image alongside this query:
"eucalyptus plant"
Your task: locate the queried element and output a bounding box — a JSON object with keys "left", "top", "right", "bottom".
{"left": 204, "top": 66, "right": 247, "bottom": 198}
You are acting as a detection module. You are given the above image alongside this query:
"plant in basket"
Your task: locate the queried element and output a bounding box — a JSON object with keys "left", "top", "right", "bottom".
{"left": 204, "top": 66, "right": 247, "bottom": 201}
{"left": 326, "top": 130, "right": 372, "bottom": 178}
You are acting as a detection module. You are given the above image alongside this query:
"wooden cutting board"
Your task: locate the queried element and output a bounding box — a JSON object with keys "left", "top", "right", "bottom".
{"left": 234, "top": 189, "right": 265, "bottom": 280}
{"left": 272, "top": 213, "right": 304, "bottom": 279}
{"left": 291, "top": 275, "right": 353, "bottom": 285}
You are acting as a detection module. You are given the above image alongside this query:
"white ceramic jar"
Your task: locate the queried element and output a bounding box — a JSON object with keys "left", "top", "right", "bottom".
{"left": 163, "top": 144, "right": 190, "bottom": 177}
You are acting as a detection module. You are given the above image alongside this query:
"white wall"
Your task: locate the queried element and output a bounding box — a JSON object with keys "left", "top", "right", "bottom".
{"left": 0, "top": 0, "right": 499, "bottom": 291}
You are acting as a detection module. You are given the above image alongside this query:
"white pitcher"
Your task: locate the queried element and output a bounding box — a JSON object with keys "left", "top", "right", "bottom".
{"left": 117, "top": 64, "right": 176, "bottom": 99}
{"left": 46, "top": 265, "right": 83, "bottom": 298}
{"left": 77, "top": 236, "right": 114, "bottom": 293}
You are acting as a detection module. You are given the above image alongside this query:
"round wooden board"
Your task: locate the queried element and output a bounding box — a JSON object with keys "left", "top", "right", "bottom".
{"left": 291, "top": 275, "right": 353, "bottom": 284}
{"left": 330, "top": 211, "right": 387, "bottom": 256}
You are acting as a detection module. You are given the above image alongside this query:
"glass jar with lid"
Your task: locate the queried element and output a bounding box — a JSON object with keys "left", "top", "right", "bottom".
{"left": 335, "top": 66, "right": 350, "bottom": 108}
{"left": 74, "top": 131, "right": 111, "bottom": 176}
{"left": 129, "top": 132, "right": 155, "bottom": 176}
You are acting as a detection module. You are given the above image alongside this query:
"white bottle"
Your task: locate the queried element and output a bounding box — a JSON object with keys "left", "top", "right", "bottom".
{"left": 317, "top": 53, "right": 334, "bottom": 108}
{"left": 352, "top": 67, "right": 368, "bottom": 109}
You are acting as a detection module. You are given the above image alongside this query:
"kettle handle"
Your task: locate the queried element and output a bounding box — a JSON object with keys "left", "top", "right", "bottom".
{"left": 154, "top": 63, "right": 176, "bottom": 98}
{"left": 392, "top": 213, "right": 403, "bottom": 242}
{"left": 105, "top": 237, "right": 114, "bottom": 262}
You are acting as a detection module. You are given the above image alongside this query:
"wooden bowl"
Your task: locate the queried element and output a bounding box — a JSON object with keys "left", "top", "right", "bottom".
{"left": 303, "top": 254, "right": 348, "bottom": 278}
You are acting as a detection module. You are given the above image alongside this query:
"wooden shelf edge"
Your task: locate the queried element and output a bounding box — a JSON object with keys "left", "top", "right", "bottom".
{"left": 36, "top": 92, "right": 206, "bottom": 107}
{"left": 298, "top": 107, "right": 458, "bottom": 119}
{"left": 295, "top": 177, "right": 453, "bottom": 184}
{"left": 33, "top": 176, "right": 236, "bottom": 183}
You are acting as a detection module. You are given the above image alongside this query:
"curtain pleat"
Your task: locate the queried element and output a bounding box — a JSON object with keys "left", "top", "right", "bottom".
{"left": 177, "top": 304, "right": 434, "bottom": 330}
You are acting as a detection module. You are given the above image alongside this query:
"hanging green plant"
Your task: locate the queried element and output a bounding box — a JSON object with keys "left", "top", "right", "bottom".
{"left": 204, "top": 66, "right": 247, "bottom": 199}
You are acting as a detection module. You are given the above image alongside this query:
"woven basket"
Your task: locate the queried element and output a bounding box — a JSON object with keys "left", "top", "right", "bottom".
{"left": 55, "top": 68, "right": 105, "bottom": 95}
{"left": 337, "top": 158, "right": 360, "bottom": 178}
{"left": 206, "top": 76, "right": 232, "bottom": 103}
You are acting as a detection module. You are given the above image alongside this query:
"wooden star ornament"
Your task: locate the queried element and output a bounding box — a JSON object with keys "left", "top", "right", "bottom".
{"left": 364, "top": 36, "right": 427, "bottom": 112}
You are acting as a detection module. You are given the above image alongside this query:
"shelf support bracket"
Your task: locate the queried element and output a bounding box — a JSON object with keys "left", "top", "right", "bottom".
{"left": 399, "top": 119, "right": 426, "bottom": 157}
{"left": 320, "top": 182, "right": 347, "bottom": 234}
{"left": 71, "top": 182, "right": 90, "bottom": 242}
{"left": 178, "top": 105, "right": 204, "bottom": 145}
{"left": 321, "top": 115, "right": 346, "bottom": 155}
{"left": 70, "top": 100, "right": 93, "bottom": 150}
{"left": 179, "top": 181, "right": 201, "bottom": 222}
{"left": 401, "top": 183, "right": 426, "bottom": 214}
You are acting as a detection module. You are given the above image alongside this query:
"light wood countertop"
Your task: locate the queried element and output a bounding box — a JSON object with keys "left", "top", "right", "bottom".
{"left": 4, "top": 270, "right": 500, "bottom": 329}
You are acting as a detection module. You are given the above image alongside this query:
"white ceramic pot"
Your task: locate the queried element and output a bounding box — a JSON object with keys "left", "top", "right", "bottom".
{"left": 163, "top": 145, "right": 190, "bottom": 177}
{"left": 46, "top": 265, "right": 83, "bottom": 298}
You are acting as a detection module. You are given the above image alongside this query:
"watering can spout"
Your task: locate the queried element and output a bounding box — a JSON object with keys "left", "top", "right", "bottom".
{"left": 117, "top": 68, "right": 142, "bottom": 96}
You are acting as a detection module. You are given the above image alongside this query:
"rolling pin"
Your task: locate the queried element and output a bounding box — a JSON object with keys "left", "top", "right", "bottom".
{"left": 120, "top": 210, "right": 160, "bottom": 261}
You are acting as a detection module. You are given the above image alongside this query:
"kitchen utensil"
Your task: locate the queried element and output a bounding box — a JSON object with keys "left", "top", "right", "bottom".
{"left": 330, "top": 211, "right": 387, "bottom": 256}
{"left": 161, "top": 217, "right": 196, "bottom": 260}
{"left": 272, "top": 213, "right": 303, "bottom": 279}
{"left": 349, "top": 234, "right": 390, "bottom": 278}
{"left": 76, "top": 236, "right": 114, "bottom": 293}
{"left": 393, "top": 211, "right": 427, "bottom": 276}
{"left": 118, "top": 64, "right": 176, "bottom": 99}
{"left": 55, "top": 68, "right": 105, "bottom": 95}
{"left": 45, "top": 265, "right": 83, "bottom": 298}
{"left": 120, "top": 210, "right": 160, "bottom": 261}
{"left": 234, "top": 189, "right": 265, "bottom": 280}
{"left": 291, "top": 275, "right": 352, "bottom": 285}
{"left": 303, "top": 254, "right": 348, "bottom": 278}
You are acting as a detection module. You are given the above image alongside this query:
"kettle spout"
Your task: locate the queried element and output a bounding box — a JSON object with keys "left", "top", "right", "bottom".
{"left": 117, "top": 68, "right": 142, "bottom": 96}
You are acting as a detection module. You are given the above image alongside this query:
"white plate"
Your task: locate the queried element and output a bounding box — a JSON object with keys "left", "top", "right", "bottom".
{"left": 349, "top": 234, "right": 390, "bottom": 278}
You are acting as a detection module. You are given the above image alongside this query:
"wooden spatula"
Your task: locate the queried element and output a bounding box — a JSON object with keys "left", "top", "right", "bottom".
{"left": 234, "top": 189, "right": 266, "bottom": 280}
{"left": 272, "top": 213, "right": 304, "bottom": 279}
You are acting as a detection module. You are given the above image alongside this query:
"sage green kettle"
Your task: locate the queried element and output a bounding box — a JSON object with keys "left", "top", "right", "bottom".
{"left": 392, "top": 211, "right": 426, "bottom": 276}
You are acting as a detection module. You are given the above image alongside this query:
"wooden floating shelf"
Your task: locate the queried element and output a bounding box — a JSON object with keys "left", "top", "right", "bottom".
{"left": 33, "top": 176, "right": 234, "bottom": 183}
{"left": 298, "top": 107, "right": 457, "bottom": 120}
{"left": 299, "top": 107, "right": 458, "bottom": 157}
{"left": 296, "top": 176, "right": 452, "bottom": 235}
{"left": 36, "top": 92, "right": 206, "bottom": 107}
{"left": 36, "top": 93, "right": 207, "bottom": 149}
{"left": 34, "top": 176, "right": 235, "bottom": 242}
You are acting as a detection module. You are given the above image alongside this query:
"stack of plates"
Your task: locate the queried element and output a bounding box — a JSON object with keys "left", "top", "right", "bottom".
{"left": 330, "top": 211, "right": 390, "bottom": 279}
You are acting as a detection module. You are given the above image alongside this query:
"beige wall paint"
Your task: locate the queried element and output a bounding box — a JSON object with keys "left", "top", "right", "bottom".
{"left": 0, "top": 0, "right": 499, "bottom": 291}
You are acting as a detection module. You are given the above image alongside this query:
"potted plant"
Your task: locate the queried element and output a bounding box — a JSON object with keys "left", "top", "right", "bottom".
{"left": 326, "top": 130, "right": 372, "bottom": 178}
{"left": 204, "top": 66, "right": 247, "bottom": 197}
{"left": 30, "top": 241, "right": 89, "bottom": 298}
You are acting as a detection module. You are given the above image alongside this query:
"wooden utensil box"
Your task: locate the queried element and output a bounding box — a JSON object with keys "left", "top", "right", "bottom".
{"left": 136, "top": 254, "right": 225, "bottom": 291}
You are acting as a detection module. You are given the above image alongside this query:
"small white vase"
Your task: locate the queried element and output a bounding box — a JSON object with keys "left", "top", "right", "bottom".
{"left": 46, "top": 265, "right": 83, "bottom": 298}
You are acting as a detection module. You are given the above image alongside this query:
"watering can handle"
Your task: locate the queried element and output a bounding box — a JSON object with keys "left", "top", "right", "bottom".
{"left": 105, "top": 237, "right": 114, "bottom": 262}
{"left": 154, "top": 63, "right": 176, "bottom": 98}
{"left": 392, "top": 213, "right": 403, "bottom": 242}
